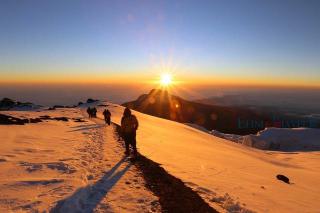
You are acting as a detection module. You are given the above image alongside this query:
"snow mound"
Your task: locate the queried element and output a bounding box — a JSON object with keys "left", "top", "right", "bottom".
{"left": 210, "top": 128, "right": 320, "bottom": 151}
{"left": 243, "top": 128, "right": 320, "bottom": 151}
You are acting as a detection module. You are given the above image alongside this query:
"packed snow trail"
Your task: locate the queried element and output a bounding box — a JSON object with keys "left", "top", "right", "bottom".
{"left": 51, "top": 111, "right": 161, "bottom": 213}
{"left": 80, "top": 105, "right": 217, "bottom": 213}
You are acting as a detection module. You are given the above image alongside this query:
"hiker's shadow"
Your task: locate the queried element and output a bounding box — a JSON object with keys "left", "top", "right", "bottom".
{"left": 51, "top": 157, "right": 131, "bottom": 213}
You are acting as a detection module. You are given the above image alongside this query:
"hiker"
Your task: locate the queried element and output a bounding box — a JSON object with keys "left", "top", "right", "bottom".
{"left": 121, "top": 107, "right": 139, "bottom": 157}
{"left": 92, "top": 107, "right": 97, "bottom": 118}
{"left": 103, "top": 109, "right": 111, "bottom": 125}
{"left": 87, "top": 107, "right": 92, "bottom": 118}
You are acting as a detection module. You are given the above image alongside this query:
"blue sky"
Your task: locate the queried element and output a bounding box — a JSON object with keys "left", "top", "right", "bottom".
{"left": 0, "top": 0, "right": 319, "bottom": 86}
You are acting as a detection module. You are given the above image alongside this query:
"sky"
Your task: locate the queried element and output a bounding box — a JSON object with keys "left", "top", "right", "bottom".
{"left": 0, "top": 0, "right": 319, "bottom": 87}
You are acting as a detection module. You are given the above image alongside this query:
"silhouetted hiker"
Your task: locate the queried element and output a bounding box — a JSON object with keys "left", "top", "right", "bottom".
{"left": 121, "top": 107, "right": 139, "bottom": 157}
{"left": 92, "top": 107, "right": 97, "bottom": 118}
{"left": 87, "top": 107, "right": 92, "bottom": 118}
{"left": 103, "top": 109, "right": 111, "bottom": 125}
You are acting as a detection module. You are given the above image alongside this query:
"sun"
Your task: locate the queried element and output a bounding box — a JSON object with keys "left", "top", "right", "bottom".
{"left": 160, "top": 73, "right": 172, "bottom": 86}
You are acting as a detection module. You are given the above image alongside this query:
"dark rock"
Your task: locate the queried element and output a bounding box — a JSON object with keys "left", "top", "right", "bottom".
{"left": 54, "top": 117, "right": 69, "bottom": 122}
{"left": 73, "top": 118, "right": 86, "bottom": 123}
{"left": 53, "top": 105, "right": 65, "bottom": 109}
{"left": 276, "top": 174, "right": 290, "bottom": 184}
{"left": 0, "top": 98, "right": 16, "bottom": 110}
{"left": 86, "top": 98, "right": 98, "bottom": 103}
{"left": 29, "top": 118, "right": 42, "bottom": 123}
{"left": 16, "top": 102, "right": 34, "bottom": 107}
{"left": 0, "top": 114, "right": 28, "bottom": 125}
{"left": 39, "top": 115, "right": 51, "bottom": 120}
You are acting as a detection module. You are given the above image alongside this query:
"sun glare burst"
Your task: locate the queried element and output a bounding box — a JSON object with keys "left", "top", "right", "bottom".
{"left": 160, "top": 73, "right": 172, "bottom": 86}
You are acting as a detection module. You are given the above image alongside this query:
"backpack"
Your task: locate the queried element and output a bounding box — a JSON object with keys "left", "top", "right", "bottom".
{"left": 103, "top": 110, "right": 110, "bottom": 117}
{"left": 121, "top": 115, "right": 138, "bottom": 133}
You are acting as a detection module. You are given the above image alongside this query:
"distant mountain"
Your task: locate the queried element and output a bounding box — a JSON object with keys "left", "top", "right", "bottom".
{"left": 0, "top": 98, "right": 41, "bottom": 111}
{"left": 123, "top": 89, "right": 273, "bottom": 135}
{"left": 196, "top": 92, "right": 320, "bottom": 116}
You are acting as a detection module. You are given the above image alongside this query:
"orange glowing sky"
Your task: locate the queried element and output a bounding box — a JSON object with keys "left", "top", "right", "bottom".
{"left": 0, "top": 1, "right": 319, "bottom": 88}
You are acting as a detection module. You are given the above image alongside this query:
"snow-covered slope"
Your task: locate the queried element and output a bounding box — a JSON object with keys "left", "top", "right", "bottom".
{"left": 1, "top": 102, "right": 320, "bottom": 212}
{"left": 99, "top": 102, "right": 320, "bottom": 213}
{"left": 0, "top": 108, "right": 160, "bottom": 212}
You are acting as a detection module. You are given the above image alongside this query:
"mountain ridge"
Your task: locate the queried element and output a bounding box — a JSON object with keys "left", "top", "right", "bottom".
{"left": 123, "top": 89, "right": 269, "bottom": 135}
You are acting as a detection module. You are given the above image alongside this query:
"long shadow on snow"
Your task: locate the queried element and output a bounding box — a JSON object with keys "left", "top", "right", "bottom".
{"left": 114, "top": 123, "right": 218, "bottom": 213}
{"left": 50, "top": 157, "right": 131, "bottom": 213}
